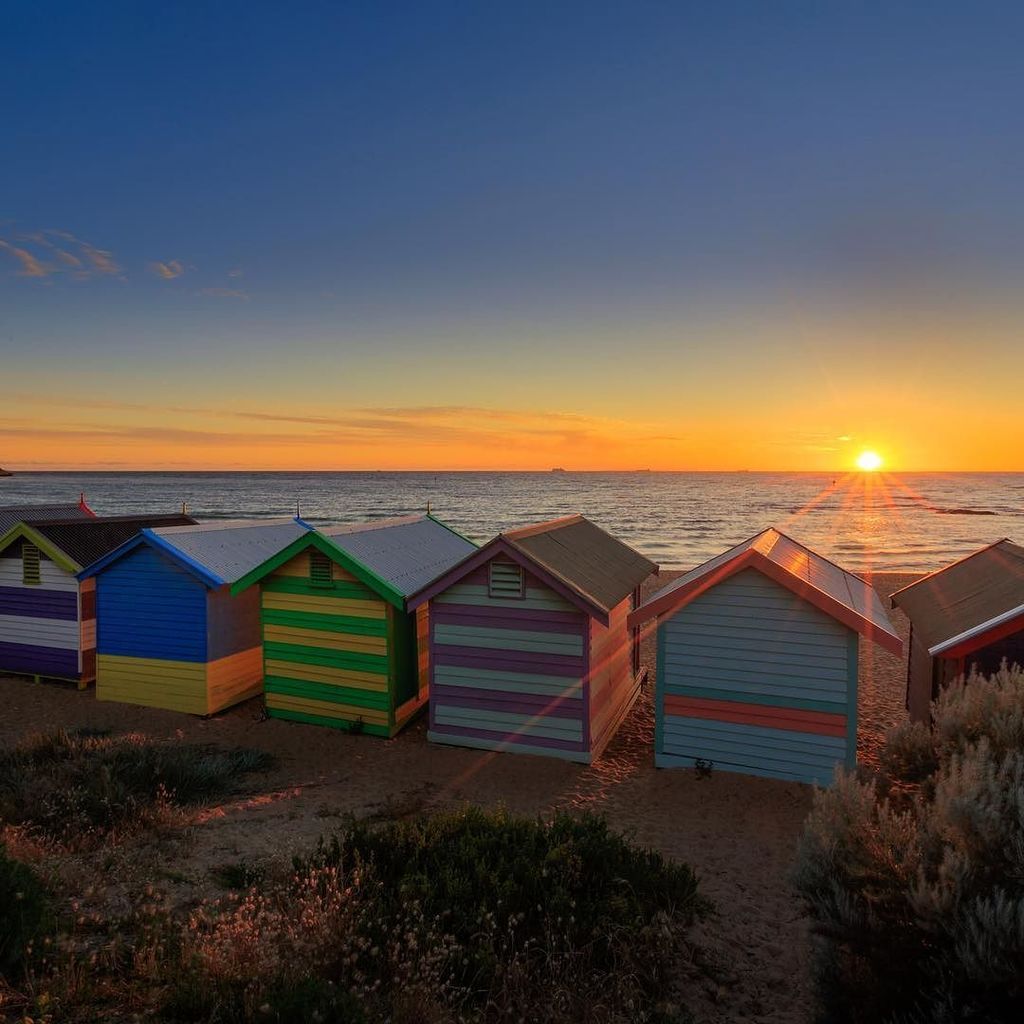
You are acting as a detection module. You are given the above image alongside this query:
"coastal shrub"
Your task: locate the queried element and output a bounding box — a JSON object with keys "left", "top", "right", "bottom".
{"left": 794, "top": 663, "right": 1024, "bottom": 1023}
{"left": 0, "top": 728, "right": 274, "bottom": 849}
{"left": 172, "top": 807, "right": 706, "bottom": 1023}
{"left": 0, "top": 844, "right": 51, "bottom": 979}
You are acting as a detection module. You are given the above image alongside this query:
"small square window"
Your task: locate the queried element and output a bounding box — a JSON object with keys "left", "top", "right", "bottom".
{"left": 309, "top": 550, "right": 334, "bottom": 588}
{"left": 488, "top": 561, "right": 524, "bottom": 599}
{"left": 22, "top": 543, "right": 41, "bottom": 586}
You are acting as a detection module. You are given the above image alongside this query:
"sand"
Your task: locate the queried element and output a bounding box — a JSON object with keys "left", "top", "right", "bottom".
{"left": 0, "top": 571, "right": 919, "bottom": 1024}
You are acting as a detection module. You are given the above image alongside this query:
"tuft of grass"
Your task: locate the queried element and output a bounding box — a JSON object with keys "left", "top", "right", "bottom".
{"left": 211, "top": 859, "right": 266, "bottom": 891}
{"left": 0, "top": 728, "right": 274, "bottom": 850}
{"left": 0, "top": 844, "right": 51, "bottom": 980}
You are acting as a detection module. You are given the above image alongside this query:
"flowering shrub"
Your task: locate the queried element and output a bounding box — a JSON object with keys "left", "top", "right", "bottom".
{"left": 794, "top": 663, "right": 1024, "bottom": 1023}
{"left": 172, "top": 808, "right": 706, "bottom": 1023}
{"left": 0, "top": 728, "right": 273, "bottom": 850}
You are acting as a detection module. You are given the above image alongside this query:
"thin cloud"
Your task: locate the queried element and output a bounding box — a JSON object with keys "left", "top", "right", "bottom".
{"left": 227, "top": 267, "right": 244, "bottom": 278}
{"left": 0, "top": 228, "right": 122, "bottom": 280}
{"left": 0, "top": 239, "right": 48, "bottom": 277}
{"left": 149, "top": 259, "right": 185, "bottom": 280}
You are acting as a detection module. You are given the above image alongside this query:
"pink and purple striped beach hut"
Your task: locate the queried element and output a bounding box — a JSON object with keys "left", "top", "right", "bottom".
{"left": 407, "top": 514, "right": 657, "bottom": 762}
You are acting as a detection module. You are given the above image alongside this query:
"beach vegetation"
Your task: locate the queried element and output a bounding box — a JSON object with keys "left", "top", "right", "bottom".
{"left": 170, "top": 807, "right": 707, "bottom": 1023}
{"left": 794, "top": 661, "right": 1024, "bottom": 1023}
{"left": 0, "top": 844, "right": 51, "bottom": 980}
{"left": 0, "top": 727, "right": 274, "bottom": 850}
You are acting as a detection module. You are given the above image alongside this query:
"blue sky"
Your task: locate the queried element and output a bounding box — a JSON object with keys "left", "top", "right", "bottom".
{"left": 2, "top": 2, "right": 1022, "bottom": 469}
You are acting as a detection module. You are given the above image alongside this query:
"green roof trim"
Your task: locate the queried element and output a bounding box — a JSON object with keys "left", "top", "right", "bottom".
{"left": 0, "top": 522, "right": 82, "bottom": 574}
{"left": 426, "top": 512, "right": 477, "bottom": 547}
{"left": 230, "top": 531, "right": 407, "bottom": 609}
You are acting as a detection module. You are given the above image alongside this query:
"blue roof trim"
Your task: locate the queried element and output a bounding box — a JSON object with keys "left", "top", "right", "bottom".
{"left": 140, "top": 528, "right": 226, "bottom": 588}
{"left": 77, "top": 534, "right": 148, "bottom": 581}
{"left": 294, "top": 515, "right": 316, "bottom": 531}
{"left": 77, "top": 529, "right": 225, "bottom": 588}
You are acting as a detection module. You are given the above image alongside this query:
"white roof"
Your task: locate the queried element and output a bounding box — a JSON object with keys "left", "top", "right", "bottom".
{"left": 149, "top": 518, "right": 310, "bottom": 586}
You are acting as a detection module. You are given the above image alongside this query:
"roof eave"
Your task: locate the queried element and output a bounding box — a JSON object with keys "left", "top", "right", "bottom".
{"left": 928, "top": 603, "right": 1024, "bottom": 657}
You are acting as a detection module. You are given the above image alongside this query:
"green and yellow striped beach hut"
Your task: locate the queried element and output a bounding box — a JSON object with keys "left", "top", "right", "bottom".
{"left": 231, "top": 514, "right": 477, "bottom": 736}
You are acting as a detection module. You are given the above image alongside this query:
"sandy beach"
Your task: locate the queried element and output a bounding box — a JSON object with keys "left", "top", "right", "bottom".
{"left": 0, "top": 571, "right": 918, "bottom": 1024}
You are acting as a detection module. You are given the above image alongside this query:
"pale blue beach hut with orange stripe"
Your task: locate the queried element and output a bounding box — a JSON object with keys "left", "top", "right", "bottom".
{"left": 628, "top": 528, "right": 902, "bottom": 785}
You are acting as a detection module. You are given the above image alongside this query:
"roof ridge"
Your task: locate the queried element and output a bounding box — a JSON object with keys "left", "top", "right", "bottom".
{"left": 321, "top": 514, "right": 427, "bottom": 536}
{"left": 890, "top": 537, "right": 1016, "bottom": 600}
{"left": 501, "top": 513, "right": 584, "bottom": 541}
{"left": 152, "top": 517, "right": 300, "bottom": 534}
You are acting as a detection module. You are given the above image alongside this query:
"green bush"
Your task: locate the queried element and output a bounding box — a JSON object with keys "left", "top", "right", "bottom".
{"left": 174, "top": 807, "right": 706, "bottom": 1023}
{"left": 794, "top": 662, "right": 1024, "bottom": 1023}
{"left": 0, "top": 728, "right": 274, "bottom": 849}
{"left": 0, "top": 844, "right": 51, "bottom": 979}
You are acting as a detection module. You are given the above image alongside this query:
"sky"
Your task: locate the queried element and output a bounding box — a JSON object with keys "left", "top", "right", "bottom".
{"left": 2, "top": 1, "right": 1023, "bottom": 472}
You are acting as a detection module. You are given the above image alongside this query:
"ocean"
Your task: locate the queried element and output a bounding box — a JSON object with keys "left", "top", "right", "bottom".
{"left": 2, "top": 471, "right": 1021, "bottom": 573}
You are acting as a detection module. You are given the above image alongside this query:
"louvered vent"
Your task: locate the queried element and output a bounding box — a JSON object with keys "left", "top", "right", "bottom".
{"left": 22, "top": 543, "right": 41, "bottom": 586}
{"left": 488, "top": 560, "right": 524, "bottom": 599}
{"left": 309, "top": 550, "right": 334, "bottom": 588}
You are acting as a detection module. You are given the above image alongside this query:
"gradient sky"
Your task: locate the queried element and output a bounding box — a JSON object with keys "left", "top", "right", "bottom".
{"left": 2, "top": 2, "right": 1023, "bottom": 471}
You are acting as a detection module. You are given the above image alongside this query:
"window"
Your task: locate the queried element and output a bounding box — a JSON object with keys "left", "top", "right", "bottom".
{"left": 22, "top": 543, "right": 41, "bottom": 586}
{"left": 309, "top": 550, "right": 334, "bottom": 588}
{"left": 488, "top": 560, "right": 524, "bottom": 599}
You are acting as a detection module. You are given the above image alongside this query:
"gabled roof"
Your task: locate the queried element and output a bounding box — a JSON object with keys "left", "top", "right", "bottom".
{"left": 628, "top": 527, "right": 903, "bottom": 656}
{"left": 407, "top": 514, "right": 657, "bottom": 624}
{"left": 79, "top": 518, "right": 311, "bottom": 587}
{"left": 0, "top": 500, "right": 94, "bottom": 535}
{"left": 891, "top": 538, "right": 1024, "bottom": 656}
{"left": 230, "top": 514, "right": 477, "bottom": 608}
{"left": 0, "top": 514, "right": 196, "bottom": 573}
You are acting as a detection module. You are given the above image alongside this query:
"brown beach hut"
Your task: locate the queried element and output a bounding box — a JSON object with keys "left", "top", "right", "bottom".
{"left": 891, "top": 539, "right": 1024, "bottom": 720}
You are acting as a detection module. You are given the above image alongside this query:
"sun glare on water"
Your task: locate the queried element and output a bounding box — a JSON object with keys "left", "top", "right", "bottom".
{"left": 856, "top": 450, "right": 883, "bottom": 471}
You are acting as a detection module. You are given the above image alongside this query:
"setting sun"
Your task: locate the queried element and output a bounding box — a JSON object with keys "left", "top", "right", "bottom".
{"left": 856, "top": 450, "right": 884, "bottom": 472}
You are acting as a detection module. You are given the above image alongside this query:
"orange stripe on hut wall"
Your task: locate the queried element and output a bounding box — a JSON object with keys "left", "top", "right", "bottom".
{"left": 663, "top": 694, "right": 847, "bottom": 737}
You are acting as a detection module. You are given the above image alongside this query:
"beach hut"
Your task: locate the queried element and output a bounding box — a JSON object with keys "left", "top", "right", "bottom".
{"left": 0, "top": 499, "right": 95, "bottom": 534}
{"left": 230, "top": 514, "right": 477, "bottom": 736}
{"left": 0, "top": 513, "right": 194, "bottom": 685}
{"left": 406, "top": 514, "right": 657, "bottom": 762}
{"left": 891, "top": 539, "right": 1024, "bottom": 721}
{"left": 628, "top": 528, "right": 902, "bottom": 785}
{"left": 79, "top": 518, "right": 310, "bottom": 714}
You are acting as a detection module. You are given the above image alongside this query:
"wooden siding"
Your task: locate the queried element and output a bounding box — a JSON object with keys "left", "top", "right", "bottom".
{"left": 655, "top": 567, "right": 857, "bottom": 785}
{"left": 258, "top": 549, "right": 421, "bottom": 737}
{"left": 0, "top": 550, "right": 85, "bottom": 681}
{"left": 587, "top": 594, "right": 640, "bottom": 757}
{"left": 96, "top": 545, "right": 208, "bottom": 662}
{"left": 428, "top": 561, "right": 591, "bottom": 761}
{"left": 93, "top": 543, "right": 261, "bottom": 713}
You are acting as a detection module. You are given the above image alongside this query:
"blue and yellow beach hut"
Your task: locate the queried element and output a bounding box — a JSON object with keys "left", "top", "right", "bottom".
{"left": 79, "top": 518, "right": 310, "bottom": 714}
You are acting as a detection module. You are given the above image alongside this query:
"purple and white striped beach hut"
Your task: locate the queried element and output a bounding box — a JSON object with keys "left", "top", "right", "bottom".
{"left": 407, "top": 514, "right": 656, "bottom": 762}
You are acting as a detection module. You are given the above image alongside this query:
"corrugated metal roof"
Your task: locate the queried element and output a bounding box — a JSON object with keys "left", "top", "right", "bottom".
{"left": 634, "top": 526, "right": 900, "bottom": 649}
{"left": 147, "top": 518, "right": 310, "bottom": 585}
{"left": 891, "top": 539, "right": 1024, "bottom": 653}
{"left": 320, "top": 515, "right": 477, "bottom": 598}
{"left": 0, "top": 503, "right": 93, "bottom": 535}
{"left": 503, "top": 514, "right": 657, "bottom": 614}
{"left": 28, "top": 514, "right": 197, "bottom": 570}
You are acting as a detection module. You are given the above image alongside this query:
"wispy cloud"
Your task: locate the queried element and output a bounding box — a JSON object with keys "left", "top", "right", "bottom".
{"left": 198, "top": 286, "right": 248, "bottom": 299}
{"left": 0, "top": 239, "right": 48, "bottom": 277}
{"left": 227, "top": 267, "right": 244, "bottom": 278}
{"left": 148, "top": 259, "right": 186, "bottom": 279}
{"left": 0, "top": 228, "right": 123, "bottom": 281}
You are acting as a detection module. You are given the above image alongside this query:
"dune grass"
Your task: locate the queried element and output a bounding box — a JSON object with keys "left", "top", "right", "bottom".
{"left": 0, "top": 727, "right": 274, "bottom": 850}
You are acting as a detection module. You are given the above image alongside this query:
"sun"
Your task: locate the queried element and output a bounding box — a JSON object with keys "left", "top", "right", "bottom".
{"left": 856, "top": 450, "right": 883, "bottom": 472}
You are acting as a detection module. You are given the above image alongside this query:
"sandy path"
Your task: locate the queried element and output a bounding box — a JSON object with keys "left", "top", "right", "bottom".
{"left": 0, "top": 572, "right": 917, "bottom": 1024}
